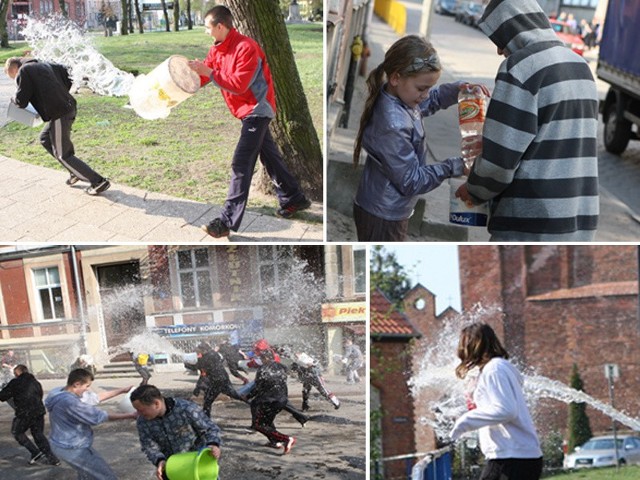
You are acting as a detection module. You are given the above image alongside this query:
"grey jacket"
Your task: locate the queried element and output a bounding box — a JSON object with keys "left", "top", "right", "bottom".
{"left": 136, "top": 397, "right": 221, "bottom": 467}
{"left": 354, "top": 83, "right": 465, "bottom": 221}
{"left": 468, "top": 0, "right": 599, "bottom": 241}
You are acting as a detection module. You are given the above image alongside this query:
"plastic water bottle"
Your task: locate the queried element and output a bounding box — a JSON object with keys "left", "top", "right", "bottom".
{"left": 458, "top": 85, "right": 487, "bottom": 169}
{"left": 449, "top": 85, "right": 490, "bottom": 227}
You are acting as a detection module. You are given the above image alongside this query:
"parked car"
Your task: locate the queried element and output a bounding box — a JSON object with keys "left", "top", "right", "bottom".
{"left": 434, "top": 0, "right": 458, "bottom": 16}
{"left": 455, "top": 1, "right": 485, "bottom": 27}
{"left": 563, "top": 435, "right": 640, "bottom": 469}
{"left": 549, "top": 19, "right": 585, "bottom": 56}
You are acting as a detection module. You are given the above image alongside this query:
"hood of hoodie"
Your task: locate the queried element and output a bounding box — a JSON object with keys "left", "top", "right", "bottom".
{"left": 478, "top": 0, "right": 560, "bottom": 54}
{"left": 44, "top": 386, "right": 70, "bottom": 410}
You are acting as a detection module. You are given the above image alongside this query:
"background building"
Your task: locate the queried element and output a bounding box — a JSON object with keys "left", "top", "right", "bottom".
{"left": 459, "top": 245, "right": 640, "bottom": 436}
{"left": 0, "top": 244, "right": 365, "bottom": 376}
{"left": 370, "top": 288, "right": 421, "bottom": 480}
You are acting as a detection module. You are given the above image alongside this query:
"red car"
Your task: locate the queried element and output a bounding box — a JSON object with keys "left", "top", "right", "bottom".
{"left": 549, "top": 19, "right": 585, "bottom": 56}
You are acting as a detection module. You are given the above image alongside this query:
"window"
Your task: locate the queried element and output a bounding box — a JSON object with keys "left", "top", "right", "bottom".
{"left": 33, "top": 267, "right": 64, "bottom": 320}
{"left": 353, "top": 246, "right": 366, "bottom": 294}
{"left": 177, "top": 249, "right": 212, "bottom": 308}
{"left": 258, "top": 246, "right": 293, "bottom": 297}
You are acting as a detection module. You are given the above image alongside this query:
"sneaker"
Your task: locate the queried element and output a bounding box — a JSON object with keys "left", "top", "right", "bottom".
{"left": 45, "top": 456, "right": 61, "bottom": 466}
{"left": 243, "top": 425, "right": 257, "bottom": 434}
{"left": 276, "top": 198, "right": 312, "bottom": 219}
{"left": 201, "top": 218, "right": 230, "bottom": 238}
{"left": 66, "top": 173, "right": 80, "bottom": 186}
{"left": 86, "top": 178, "right": 111, "bottom": 195}
{"left": 330, "top": 395, "right": 341, "bottom": 410}
{"left": 264, "top": 441, "right": 283, "bottom": 449}
{"left": 283, "top": 436, "right": 296, "bottom": 454}
{"left": 28, "top": 452, "right": 44, "bottom": 465}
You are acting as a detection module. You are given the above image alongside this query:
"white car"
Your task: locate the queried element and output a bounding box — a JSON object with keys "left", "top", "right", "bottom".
{"left": 564, "top": 435, "right": 640, "bottom": 468}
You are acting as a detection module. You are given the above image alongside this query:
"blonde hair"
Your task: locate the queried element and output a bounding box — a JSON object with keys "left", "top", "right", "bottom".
{"left": 455, "top": 323, "right": 509, "bottom": 379}
{"left": 353, "top": 35, "right": 441, "bottom": 166}
{"left": 3, "top": 57, "right": 23, "bottom": 75}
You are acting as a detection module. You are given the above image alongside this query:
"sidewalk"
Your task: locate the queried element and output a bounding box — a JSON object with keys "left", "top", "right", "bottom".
{"left": 0, "top": 76, "right": 323, "bottom": 243}
{"left": 327, "top": 12, "right": 640, "bottom": 242}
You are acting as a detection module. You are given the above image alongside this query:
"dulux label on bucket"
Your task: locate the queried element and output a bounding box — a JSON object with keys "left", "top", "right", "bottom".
{"left": 449, "top": 178, "right": 488, "bottom": 227}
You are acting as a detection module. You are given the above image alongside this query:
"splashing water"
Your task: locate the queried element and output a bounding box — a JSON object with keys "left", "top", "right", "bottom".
{"left": 410, "top": 306, "right": 640, "bottom": 439}
{"left": 21, "top": 15, "right": 134, "bottom": 97}
{"left": 524, "top": 375, "right": 640, "bottom": 431}
{"left": 118, "top": 331, "right": 185, "bottom": 359}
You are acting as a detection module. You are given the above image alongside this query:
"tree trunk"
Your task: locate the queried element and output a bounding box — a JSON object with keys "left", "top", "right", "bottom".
{"left": 128, "top": 0, "right": 134, "bottom": 33}
{"left": 134, "top": 0, "right": 144, "bottom": 33}
{"left": 172, "top": 0, "right": 179, "bottom": 32}
{"left": 59, "top": 0, "right": 68, "bottom": 16}
{"left": 222, "top": 0, "right": 323, "bottom": 201}
{"left": 0, "top": 0, "right": 10, "bottom": 48}
{"left": 120, "top": 0, "right": 129, "bottom": 35}
{"left": 186, "top": 0, "right": 192, "bottom": 30}
{"left": 160, "top": 0, "right": 170, "bottom": 32}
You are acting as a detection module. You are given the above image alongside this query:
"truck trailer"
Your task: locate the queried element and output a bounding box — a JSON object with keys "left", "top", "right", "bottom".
{"left": 597, "top": 0, "right": 640, "bottom": 154}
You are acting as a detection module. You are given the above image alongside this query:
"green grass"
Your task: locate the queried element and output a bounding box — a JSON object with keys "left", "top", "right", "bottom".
{"left": 543, "top": 466, "right": 640, "bottom": 479}
{"left": 0, "top": 25, "right": 322, "bottom": 209}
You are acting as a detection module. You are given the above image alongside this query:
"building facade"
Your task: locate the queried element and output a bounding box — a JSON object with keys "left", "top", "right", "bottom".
{"left": 458, "top": 245, "right": 640, "bottom": 437}
{"left": 0, "top": 244, "right": 365, "bottom": 377}
{"left": 370, "top": 288, "right": 421, "bottom": 480}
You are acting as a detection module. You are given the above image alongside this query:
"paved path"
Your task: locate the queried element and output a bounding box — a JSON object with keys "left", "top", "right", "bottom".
{"left": 0, "top": 75, "right": 323, "bottom": 242}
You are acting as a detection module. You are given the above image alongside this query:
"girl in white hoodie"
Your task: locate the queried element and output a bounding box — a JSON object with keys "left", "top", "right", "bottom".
{"left": 450, "top": 323, "right": 543, "bottom": 480}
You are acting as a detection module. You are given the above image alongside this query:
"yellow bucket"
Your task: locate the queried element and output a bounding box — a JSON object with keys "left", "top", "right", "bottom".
{"left": 165, "top": 449, "right": 219, "bottom": 480}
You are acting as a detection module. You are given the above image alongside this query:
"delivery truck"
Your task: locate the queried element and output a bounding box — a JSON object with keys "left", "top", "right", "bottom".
{"left": 597, "top": 0, "right": 640, "bottom": 154}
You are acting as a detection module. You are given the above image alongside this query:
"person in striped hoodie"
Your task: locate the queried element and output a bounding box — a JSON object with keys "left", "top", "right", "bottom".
{"left": 455, "top": 0, "right": 599, "bottom": 241}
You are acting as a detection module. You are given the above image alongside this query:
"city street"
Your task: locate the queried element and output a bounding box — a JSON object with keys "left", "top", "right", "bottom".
{"left": 0, "top": 370, "right": 365, "bottom": 480}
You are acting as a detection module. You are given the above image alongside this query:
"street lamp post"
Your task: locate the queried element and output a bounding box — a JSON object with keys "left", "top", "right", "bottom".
{"left": 605, "top": 363, "right": 620, "bottom": 470}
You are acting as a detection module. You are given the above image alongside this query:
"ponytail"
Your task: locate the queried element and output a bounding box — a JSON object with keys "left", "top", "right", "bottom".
{"left": 353, "top": 64, "right": 385, "bottom": 167}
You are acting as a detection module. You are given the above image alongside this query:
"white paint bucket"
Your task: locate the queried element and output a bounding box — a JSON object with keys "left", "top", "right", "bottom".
{"left": 117, "top": 387, "right": 136, "bottom": 414}
{"left": 6, "top": 102, "right": 43, "bottom": 127}
{"left": 129, "top": 55, "right": 201, "bottom": 120}
{"left": 449, "top": 177, "right": 489, "bottom": 227}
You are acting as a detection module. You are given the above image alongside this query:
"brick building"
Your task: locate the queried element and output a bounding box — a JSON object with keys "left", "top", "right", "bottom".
{"left": 371, "top": 288, "right": 421, "bottom": 480}
{"left": 0, "top": 245, "right": 365, "bottom": 376}
{"left": 458, "top": 245, "right": 640, "bottom": 437}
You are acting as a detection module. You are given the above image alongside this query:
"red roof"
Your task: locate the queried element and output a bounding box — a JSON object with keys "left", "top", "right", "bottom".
{"left": 370, "top": 289, "right": 421, "bottom": 338}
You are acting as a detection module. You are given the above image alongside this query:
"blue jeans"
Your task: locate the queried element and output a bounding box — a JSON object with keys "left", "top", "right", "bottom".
{"left": 51, "top": 443, "right": 118, "bottom": 480}
{"left": 220, "top": 116, "right": 305, "bottom": 231}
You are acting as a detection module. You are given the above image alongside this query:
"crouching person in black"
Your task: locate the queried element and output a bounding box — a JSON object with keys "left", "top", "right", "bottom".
{"left": 245, "top": 349, "right": 296, "bottom": 454}
{"left": 0, "top": 365, "right": 60, "bottom": 466}
{"left": 131, "top": 385, "right": 222, "bottom": 480}
{"left": 3, "top": 57, "right": 111, "bottom": 195}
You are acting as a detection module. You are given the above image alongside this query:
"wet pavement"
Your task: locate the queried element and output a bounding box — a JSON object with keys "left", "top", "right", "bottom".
{"left": 0, "top": 370, "right": 365, "bottom": 479}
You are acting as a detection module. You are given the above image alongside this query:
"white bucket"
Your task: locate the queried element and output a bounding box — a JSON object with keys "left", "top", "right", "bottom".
{"left": 6, "top": 102, "right": 43, "bottom": 127}
{"left": 449, "top": 177, "right": 489, "bottom": 227}
{"left": 129, "top": 55, "right": 201, "bottom": 120}
{"left": 117, "top": 387, "right": 136, "bottom": 414}
{"left": 183, "top": 352, "right": 198, "bottom": 365}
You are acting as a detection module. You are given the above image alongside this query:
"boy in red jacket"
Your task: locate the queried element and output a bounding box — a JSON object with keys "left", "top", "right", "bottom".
{"left": 188, "top": 5, "right": 311, "bottom": 238}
